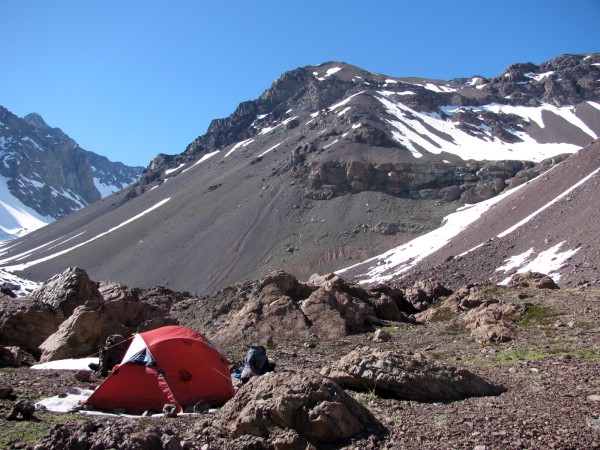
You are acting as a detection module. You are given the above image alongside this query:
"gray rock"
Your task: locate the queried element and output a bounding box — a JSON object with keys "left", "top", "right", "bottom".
{"left": 322, "top": 349, "right": 505, "bottom": 402}
{"left": 216, "top": 369, "right": 383, "bottom": 444}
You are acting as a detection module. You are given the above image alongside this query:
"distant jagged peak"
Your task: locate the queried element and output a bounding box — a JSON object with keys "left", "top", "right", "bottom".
{"left": 23, "top": 112, "right": 51, "bottom": 130}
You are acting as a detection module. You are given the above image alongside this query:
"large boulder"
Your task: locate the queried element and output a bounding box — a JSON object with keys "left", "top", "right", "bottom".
{"left": 404, "top": 279, "right": 452, "bottom": 312}
{"left": 507, "top": 272, "right": 560, "bottom": 289}
{"left": 461, "top": 301, "right": 528, "bottom": 344}
{"left": 322, "top": 349, "right": 505, "bottom": 402}
{"left": 0, "top": 346, "right": 26, "bottom": 367}
{"left": 32, "top": 267, "right": 103, "bottom": 318}
{"left": 415, "top": 282, "right": 498, "bottom": 322}
{"left": 215, "top": 369, "right": 383, "bottom": 447}
{"left": 39, "top": 306, "right": 130, "bottom": 362}
{"left": 0, "top": 296, "right": 62, "bottom": 357}
{"left": 97, "top": 281, "right": 172, "bottom": 328}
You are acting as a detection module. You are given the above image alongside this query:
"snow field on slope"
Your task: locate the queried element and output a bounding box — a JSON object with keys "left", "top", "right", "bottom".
{"left": 1, "top": 197, "right": 172, "bottom": 272}
{"left": 496, "top": 242, "right": 580, "bottom": 284}
{"left": 377, "top": 92, "right": 590, "bottom": 162}
{"left": 342, "top": 160, "right": 595, "bottom": 285}
{"left": 0, "top": 175, "right": 52, "bottom": 240}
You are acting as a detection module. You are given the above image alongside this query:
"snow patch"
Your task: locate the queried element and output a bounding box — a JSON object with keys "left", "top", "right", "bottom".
{"left": 165, "top": 163, "right": 186, "bottom": 175}
{"left": 2, "top": 197, "right": 171, "bottom": 271}
{"left": 32, "top": 358, "right": 99, "bottom": 371}
{"left": 497, "top": 242, "right": 580, "bottom": 284}
{"left": 340, "top": 182, "right": 527, "bottom": 284}
{"left": 524, "top": 71, "right": 554, "bottom": 81}
{"left": 0, "top": 175, "right": 51, "bottom": 240}
{"left": 323, "top": 139, "right": 339, "bottom": 149}
{"left": 257, "top": 142, "right": 283, "bottom": 158}
{"left": 328, "top": 91, "right": 365, "bottom": 111}
{"left": 498, "top": 167, "right": 600, "bottom": 238}
{"left": 224, "top": 138, "right": 254, "bottom": 158}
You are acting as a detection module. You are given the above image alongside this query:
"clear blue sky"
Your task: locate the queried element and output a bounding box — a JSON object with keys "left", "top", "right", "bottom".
{"left": 1, "top": 1, "right": 598, "bottom": 167}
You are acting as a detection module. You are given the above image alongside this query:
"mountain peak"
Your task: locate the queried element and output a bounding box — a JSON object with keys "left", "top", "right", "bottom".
{"left": 23, "top": 112, "right": 51, "bottom": 131}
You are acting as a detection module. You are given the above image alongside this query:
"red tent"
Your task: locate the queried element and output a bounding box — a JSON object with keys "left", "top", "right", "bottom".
{"left": 84, "top": 326, "right": 235, "bottom": 414}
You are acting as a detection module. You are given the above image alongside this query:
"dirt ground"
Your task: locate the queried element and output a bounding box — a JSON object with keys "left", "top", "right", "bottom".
{"left": 1, "top": 286, "right": 599, "bottom": 449}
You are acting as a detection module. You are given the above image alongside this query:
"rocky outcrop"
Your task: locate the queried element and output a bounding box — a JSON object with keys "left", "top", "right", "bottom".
{"left": 39, "top": 306, "right": 130, "bottom": 362}
{"left": 182, "top": 271, "right": 415, "bottom": 348}
{"left": 404, "top": 279, "right": 453, "bottom": 312}
{"left": 0, "top": 296, "right": 63, "bottom": 357}
{"left": 415, "top": 282, "right": 498, "bottom": 322}
{"left": 322, "top": 349, "right": 506, "bottom": 402}
{"left": 0, "top": 107, "right": 142, "bottom": 223}
{"left": 1, "top": 268, "right": 183, "bottom": 360}
{"left": 215, "top": 369, "right": 383, "bottom": 447}
{"left": 302, "top": 158, "right": 564, "bottom": 203}
{"left": 461, "top": 301, "right": 528, "bottom": 344}
{"left": 32, "top": 267, "right": 103, "bottom": 318}
{"left": 0, "top": 346, "right": 25, "bottom": 367}
{"left": 507, "top": 272, "right": 560, "bottom": 289}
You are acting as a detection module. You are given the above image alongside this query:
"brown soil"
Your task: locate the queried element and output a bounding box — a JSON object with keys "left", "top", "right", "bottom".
{"left": 1, "top": 286, "right": 599, "bottom": 449}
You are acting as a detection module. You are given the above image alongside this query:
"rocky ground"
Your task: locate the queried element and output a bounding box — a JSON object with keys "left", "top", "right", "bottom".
{"left": 0, "top": 271, "right": 599, "bottom": 449}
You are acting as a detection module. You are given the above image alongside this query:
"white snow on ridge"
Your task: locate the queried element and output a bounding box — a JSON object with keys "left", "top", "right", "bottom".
{"left": 589, "top": 101, "right": 600, "bottom": 112}
{"left": 328, "top": 91, "right": 366, "bottom": 111}
{"left": 443, "top": 103, "right": 597, "bottom": 139}
{"left": 165, "top": 163, "right": 187, "bottom": 175}
{"left": 326, "top": 67, "right": 342, "bottom": 76}
{"left": 424, "top": 83, "right": 456, "bottom": 93}
{"left": 93, "top": 178, "right": 120, "bottom": 197}
{"left": 2, "top": 197, "right": 171, "bottom": 272}
{"left": 257, "top": 142, "right": 283, "bottom": 158}
{"left": 524, "top": 71, "right": 554, "bottom": 81}
{"left": 339, "top": 182, "right": 527, "bottom": 284}
{"left": 0, "top": 175, "right": 51, "bottom": 240}
{"left": 224, "top": 138, "right": 254, "bottom": 158}
{"left": 378, "top": 93, "right": 583, "bottom": 162}
{"left": 497, "top": 167, "right": 600, "bottom": 238}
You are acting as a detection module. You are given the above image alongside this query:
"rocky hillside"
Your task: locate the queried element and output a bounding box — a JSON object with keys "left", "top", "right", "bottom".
{"left": 0, "top": 268, "right": 598, "bottom": 448}
{"left": 0, "top": 107, "right": 143, "bottom": 239}
{"left": 342, "top": 139, "right": 600, "bottom": 291}
{"left": 1, "top": 53, "right": 599, "bottom": 294}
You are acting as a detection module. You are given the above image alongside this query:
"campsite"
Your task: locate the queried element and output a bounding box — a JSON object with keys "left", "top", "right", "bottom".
{"left": 1, "top": 268, "right": 599, "bottom": 449}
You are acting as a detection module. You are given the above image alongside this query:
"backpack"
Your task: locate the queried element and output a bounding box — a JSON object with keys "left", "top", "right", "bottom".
{"left": 240, "top": 346, "right": 268, "bottom": 381}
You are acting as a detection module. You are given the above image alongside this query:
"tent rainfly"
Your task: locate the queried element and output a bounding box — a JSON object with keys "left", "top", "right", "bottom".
{"left": 84, "top": 326, "right": 235, "bottom": 414}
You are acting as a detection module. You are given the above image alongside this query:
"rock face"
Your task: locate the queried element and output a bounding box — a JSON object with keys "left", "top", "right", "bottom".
{"left": 215, "top": 369, "right": 383, "bottom": 446}
{"left": 303, "top": 159, "right": 553, "bottom": 203}
{"left": 508, "top": 272, "right": 560, "bottom": 289}
{"left": 0, "top": 296, "right": 63, "bottom": 357}
{"left": 322, "top": 349, "right": 505, "bottom": 402}
{"left": 0, "top": 268, "right": 184, "bottom": 360}
{"left": 32, "top": 267, "right": 103, "bottom": 318}
{"left": 0, "top": 107, "right": 143, "bottom": 229}
{"left": 38, "top": 307, "right": 130, "bottom": 362}
{"left": 177, "top": 271, "right": 414, "bottom": 348}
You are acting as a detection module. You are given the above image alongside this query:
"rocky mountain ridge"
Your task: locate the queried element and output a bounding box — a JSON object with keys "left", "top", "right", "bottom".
{"left": 1, "top": 53, "right": 599, "bottom": 295}
{"left": 0, "top": 106, "right": 143, "bottom": 239}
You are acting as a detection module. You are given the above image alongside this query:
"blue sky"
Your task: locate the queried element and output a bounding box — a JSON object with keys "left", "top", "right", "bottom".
{"left": 1, "top": 1, "right": 599, "bottom": 167}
